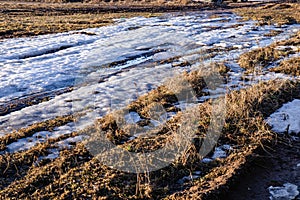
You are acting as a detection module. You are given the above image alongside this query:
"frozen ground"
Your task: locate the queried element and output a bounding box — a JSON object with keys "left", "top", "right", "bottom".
{"left": 0, "top": 11, "right": 300, "bottom": 155}
{"left": 268, "top": 183, "right": 299, "bottom": 200}
{"left": 267, "top": 99, "right": 300, "bottom": 135}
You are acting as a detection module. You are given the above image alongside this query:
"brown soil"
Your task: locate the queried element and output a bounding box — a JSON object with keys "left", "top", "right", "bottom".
{"left": 224, "top": 139, "right": 300, "bottom": 200}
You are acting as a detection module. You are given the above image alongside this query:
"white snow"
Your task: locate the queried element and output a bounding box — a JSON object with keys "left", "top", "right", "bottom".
{"left": 177, "top": 174, "right": 200, "bottom": 184}
{"left": 56, "top": 135, "right": 88, "bottom": 149}
{"left": 202, "top": 158, "right": 213, "bottom": 163}
{"left": 6, "top": 131, "right": 50, "bottom": 153}
{"left": 267, "top": 99, "right": 300, "bottom": 135}
{"left": 268, "top": 183, "right": 299, "bottom": 200}
{"left": 211, "top": 146, "right": 227, "bottom": 160}
{"left": 5, "top": 123, "right": 75, "bottom": 153}
{"left": 125, "top": 112, "right": 142, "bottom": 124}
{"left": 200, "top": 144, "right": 232, "bottom": 162}
{"left": 194, "top": 171, "right": 201, "bottom": 175}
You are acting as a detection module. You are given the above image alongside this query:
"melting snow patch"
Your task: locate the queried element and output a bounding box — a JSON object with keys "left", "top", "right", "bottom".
{"left": 211, "top": 145, "right": 232, "bottom": 160}
{"left": 43, "top": 149, "right": 60, "bottom": 160}
{"left": 201, "top": 145, "right": 232, "bottom": 162}
{"left": 211, "top": 147, "right": 227, "bottom": 160}
{"left": 268, "top": 183, "right": 299, "bottom": 200}
{"left": 214, "top": 42, "right": 230, "bottom": 48}
{"left": 177, "top": 174, "right": 200, "bottom": 185}
{"left": 274, "top": 46, "right": 299, "bottom": 52}
{"left": 6, "top": 130, "right": 51, "bottom": 153}
{"left": 267, "top": 99, "right": 300, "bottom": 135}
{"left": 4, "top": 123, "right": 76, "bottom": 154}
{"left": 222, "top": 144, "right": 233, "bottom": 151}
{"left": 125, "top": 112, "right": 142, "bottom": 124}
{"left": 56, "top": 135, "right": 88, "bottom": 149}
{"left": 194, "top": 171, "right": 201, "bottom": 175}
{"left": 202, "top": 158, "right": 213, "bottom": 164}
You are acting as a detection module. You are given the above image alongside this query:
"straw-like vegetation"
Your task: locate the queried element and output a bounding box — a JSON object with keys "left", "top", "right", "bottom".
{"left": 0, "top": 1, "right": 165, "bottom": 39}
{"left": 270, "top": 57, "right": 300, "bottom": 76}
{"left": 238, "top": 31, "right": 300, "bottom": 70}
{"left": 234, "top": 3, "right": 300, "bottom": 26}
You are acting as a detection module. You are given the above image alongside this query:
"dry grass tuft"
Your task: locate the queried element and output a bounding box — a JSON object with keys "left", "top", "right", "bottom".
{"left": 238, "top": 31, "right": 300, "bottom": 70}
{"left": 238, "top": 46, "right": 289, "bottom": 70}
{"left": 234, "top": 3, "right": 300, "bottom": 26}
{"left": 0, "top": 130, "right": 82, "bottom": 189}
{"left": 270, "top": 57, "right": 300, "bottom": 76}
{"left": 263, "top": 30, "right": 284, "bottom": 37}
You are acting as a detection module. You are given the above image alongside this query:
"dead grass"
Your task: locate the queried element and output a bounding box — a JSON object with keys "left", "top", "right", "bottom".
{"left": 0, "top": 1, "right": 164, "bottom": 39}
{"left": 95, "top": 63, "right": 228, "bottom": 147}
{"left": 166, "top": 79, "right": 300, "bottom": 199}
{"left": 2, "top": 0, "right": 194, "bottom": 5}
{"left": 128, "top": 63, "right": 228, "bottom": 117}
{"left": 0, "top": 143, "right": 91, "bottom": 196}
{"left": 0, "top": 0, "right": 227, "bottom": 40}
{"left": 238, "top": 31, "right": 300, "bottom": 70}
{"left": 0, "top": 130, "right": 81, "bottom": 189}
{"left": 0, "top": 10, "right": 160, "bottom": 39}
{"left": 263, "top": 30, "right": 284, "bottom": 37}
{"left": 269, "top": 57, "right": 300, "bottom": 76}
{"left": 231, "top": 2, "right": 300, "bottom": 71}
{"left": 1, "top": 1, "right": 300, "bottom": 199}
{"left": 234, "top": 3, "right": 300, "bottom": 26}
{"left": 0, "top": 114, "right": 76, "bottom": 151}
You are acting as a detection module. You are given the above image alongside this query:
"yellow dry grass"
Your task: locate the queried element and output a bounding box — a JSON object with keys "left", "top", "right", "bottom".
{"left": 234, "top": 3, "right": 300, "bottom": 26}
{"left": 238, "top": 31, "right": 300, "bottom": 70}
{"left": 0, "top": 11, "right": 159, "bottom": 39}
{"left": 270, "top": 57, "right": 300, "bottom": 76}
{"left": 0, "top": 1, "right": 164, "bottom": 39}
